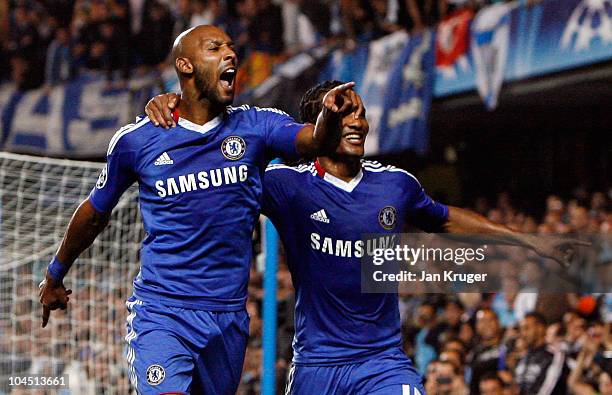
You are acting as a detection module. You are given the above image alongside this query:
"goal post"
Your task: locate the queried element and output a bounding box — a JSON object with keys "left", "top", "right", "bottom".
{"left": 0, "top": 152, "right": 142, "bottom": 394}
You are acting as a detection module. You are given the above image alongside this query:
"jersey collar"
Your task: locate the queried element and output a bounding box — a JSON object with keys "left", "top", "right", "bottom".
{"left": 314, "top": 159, "right": 363, "bottom": 193}
{"left": 172, "top": 109, "right": 223, "bottom": 134}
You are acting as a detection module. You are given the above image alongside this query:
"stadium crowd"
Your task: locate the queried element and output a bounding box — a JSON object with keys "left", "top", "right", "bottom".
{"left": 0, "top": 0, "right": 513, "bottom": 91}
{"left": 239, "top": 188, "right": 611, "bottom": 395}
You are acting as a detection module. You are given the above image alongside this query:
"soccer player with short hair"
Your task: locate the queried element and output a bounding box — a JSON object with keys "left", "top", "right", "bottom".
{"left": 38, "top": 27, "right": 361, "bottom": 395}
{"left": 146, "top": 80, "right": 584, "bottom": 394}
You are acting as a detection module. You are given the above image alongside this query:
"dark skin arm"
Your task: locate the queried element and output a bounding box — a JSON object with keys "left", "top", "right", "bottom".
{"left": 38, "top": 198, "right": 110, "bottom": 327}
{"left": 144, "top": 82, "right": 364, "bottom": 157}
{"left": 444, "top": 206, "right": 588, "bottom": 267}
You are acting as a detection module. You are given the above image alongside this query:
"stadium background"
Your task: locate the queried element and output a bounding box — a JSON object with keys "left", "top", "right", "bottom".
{"left": 0, "top": 0, "right": 611, "bottom": 394}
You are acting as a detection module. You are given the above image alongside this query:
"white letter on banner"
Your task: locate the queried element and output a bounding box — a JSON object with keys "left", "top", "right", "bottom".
{"left": 5, "top": 86, "right": 65, "bottom": 153}
{"left": 66, "top": 79, "right": 131, "bottom": 155}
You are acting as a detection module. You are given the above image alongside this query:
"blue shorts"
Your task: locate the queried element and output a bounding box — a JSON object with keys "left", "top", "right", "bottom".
{"left": 125, "top": 296, "right": 249, "bottom": 395}
{"left": 285, "top": 349, "right": 424, "bottom": 395}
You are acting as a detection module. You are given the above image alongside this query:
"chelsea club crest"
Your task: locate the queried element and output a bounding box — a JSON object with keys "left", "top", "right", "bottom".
{"left": 146, "top": 364, "right": 165, "bottom": 386}
{"left": 221, "top": 136, "right": 246, "bottom": 160}
{"left": 378, "top": 206, "right": 397, "bottom": 230}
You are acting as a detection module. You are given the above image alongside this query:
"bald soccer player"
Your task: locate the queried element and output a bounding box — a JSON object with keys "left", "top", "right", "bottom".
{"left": 38, "top": 26, "right": 362, "bottom": 395}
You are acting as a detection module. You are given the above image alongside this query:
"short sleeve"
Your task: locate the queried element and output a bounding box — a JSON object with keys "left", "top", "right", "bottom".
{"left": 260, "top": 108, "right": 305, "bottom": 161}
{"left": 89, "top": 139, "right": 137, "bottom": 213}
{"left": 404, "top": 174, "right": 448, "bottom": 232}
{"left": 261, "top": 167, "right": 295, "bottom": 221}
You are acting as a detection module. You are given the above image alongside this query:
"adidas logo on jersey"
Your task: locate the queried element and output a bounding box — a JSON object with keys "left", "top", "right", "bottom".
{"left": 310, "top": 209, "right": 330, "bottom": 223}
{"left": 154, "top": 152, "right": 174, "bottom": 166}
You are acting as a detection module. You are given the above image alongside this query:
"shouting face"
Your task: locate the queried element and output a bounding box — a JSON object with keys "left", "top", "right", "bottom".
{"left": 174, "top": 26, "right": 238, "bottom": 106}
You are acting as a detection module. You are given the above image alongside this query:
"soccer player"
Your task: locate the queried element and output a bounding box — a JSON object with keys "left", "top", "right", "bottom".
{"left": 38, "top": 26, "right": 361, "bottom": 395}
{"left": 146, "top": 80, "right": 585, "bottom": 394}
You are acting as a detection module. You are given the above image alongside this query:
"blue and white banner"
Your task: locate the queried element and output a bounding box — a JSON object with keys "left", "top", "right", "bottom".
{"left": 377, "top": 31, "right": 435, "bottom": 156}
{"left": 435, "top": 0, "right": 612, "bottom": 98}
{"left": 318, "top": 44, "right": 370, "bottom": 88}
{"left": 0, "top": 75, "right": 156, "bottom": 157}
{"left": 360, "top": 31, "right": 409, "bottom": 155}
{"left": 471, "top": 3, "right": 512, "bottom": 110}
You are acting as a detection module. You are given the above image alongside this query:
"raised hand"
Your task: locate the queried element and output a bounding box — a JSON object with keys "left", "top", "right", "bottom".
{"left": 321, "top": 82, "right": 364, "bottom": 118}
{"left": 145, "top": 93, "right": 181, "bottom": 128}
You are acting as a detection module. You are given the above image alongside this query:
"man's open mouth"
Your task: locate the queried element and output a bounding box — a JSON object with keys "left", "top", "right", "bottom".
{"left": 219, "top": 68, "right": 237, "bottom": 89}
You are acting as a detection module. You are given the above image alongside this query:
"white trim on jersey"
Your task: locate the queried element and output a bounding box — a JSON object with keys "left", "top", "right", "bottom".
{"left": 361, "top": 159, "right": 383, "bottom": 168}
{"left": 323, "top": 170, "right": 363, "bottom": 193}
{"left": 265, "top": 163, "right": 317, "bottom": 175}
{"left": 107, "top": 117, "right": 151, "bottom": 155}
{"left": 177, "top": 114, "right": 223, "bottom": 134}
{"left": 226, "top": 105, "right": 251, "bottom": 114}
{"left": 361, "top": 160, "right": 421, "bottom": 186}
{"left": 254, "top": 106, "right": 290, "bottom": 116}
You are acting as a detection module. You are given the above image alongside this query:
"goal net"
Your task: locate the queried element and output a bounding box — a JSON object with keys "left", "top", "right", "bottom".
{"left": 0, "top": 152, "right": 143, "bottom": 394}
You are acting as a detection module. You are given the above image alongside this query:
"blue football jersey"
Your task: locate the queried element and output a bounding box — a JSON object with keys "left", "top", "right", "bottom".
{"left": 262, "top": 160, "right": 448, "bottom": 365}
{"left": 89, "top": 105, "right": 304, "bottom": 311}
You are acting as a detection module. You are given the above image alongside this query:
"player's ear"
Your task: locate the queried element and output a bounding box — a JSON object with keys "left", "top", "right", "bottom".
{"left": 175, "top": 57, "right": 193, "bottom": 75}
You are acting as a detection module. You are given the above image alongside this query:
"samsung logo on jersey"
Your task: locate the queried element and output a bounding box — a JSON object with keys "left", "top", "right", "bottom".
{"left": 155, "top": 165, "right": 248, "bottom": 197}
{"left": 310, "top": 232, "right": 396, "bottom": 258}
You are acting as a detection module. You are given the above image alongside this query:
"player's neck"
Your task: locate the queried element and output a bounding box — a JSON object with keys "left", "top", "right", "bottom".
{"left": 178, "top": 93, "right": 225, "bottom": 125}
{"left": 318, "top": 157, "right": 361, "bottom": 182}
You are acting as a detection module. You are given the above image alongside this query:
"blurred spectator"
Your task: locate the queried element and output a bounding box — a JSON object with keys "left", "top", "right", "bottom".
{"left": 492, "top": 276, "right": 520, "bottom": 328}
{"left": 412, "top": 301, "right": 438, "bottom": 375}
{"left": 426, "top": 359, "right": 469, "bottom": 395}
{"left": 440, "top": 348, "right": 465, "bottom": 375}
{"left": 248, "top": 0, "right": 283, "bottom": 54}
{"left": 427, "top": 299, "right": 464, "bottom": 353}
{"left": 478, "top": 372, "right": 506, "bottom": 395}
{"left": 45, "top": 26, "right": 74, "bottom": 86}
{"left": 190, "top": 0, "right": 212, "bottom": 27}
{"left": 7, "top": 2, "right": 45, "bottom": 89}
{"left": 74, "top": 0, "right": 131, "bottom": 84}
{"left": 172, "top": 0, "right": 191, "bottom": 40}
{"left": 281, "top": 0, "right": 325, "bottom": 54}
{"left": 514, "top": 312, "right": 567, "bottom": 395}
{"left": 469, "top": 308, "right": 504, "bottom": 395}
{"left": 137, "top": 0, "right": 174, "bottom": 68}
{"left": 568, "top": 320, "right": 612, "bottom": 395}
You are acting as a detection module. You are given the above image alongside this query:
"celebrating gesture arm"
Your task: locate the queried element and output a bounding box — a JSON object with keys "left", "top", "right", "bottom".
{"left": 145, "top": 82, "right": 365, "bottom": 157}
{"left": 39, "top": 199, "right": 110, "bottom": 327}
{"left": 444, "top": 206, "right": 589, "bottom": 267}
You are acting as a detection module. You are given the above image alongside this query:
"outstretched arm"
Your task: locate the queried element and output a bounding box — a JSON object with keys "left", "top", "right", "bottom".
{"left": 443, "top": 206, "right": 588, "bottom": 267}
{"left": 144, "top": 82, "right": 364, "bottom": 157}
{"left": 39, "top": 199, "right": 110, "bottom": 327}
